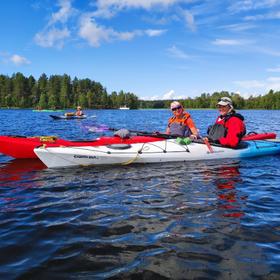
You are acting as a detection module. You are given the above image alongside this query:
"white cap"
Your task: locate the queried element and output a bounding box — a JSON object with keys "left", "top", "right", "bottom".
{"left": 170, "top": 101, "right": 182, "bottom": 109}
{"left": 217, "top": 97, "right": 233, "bottom": 107}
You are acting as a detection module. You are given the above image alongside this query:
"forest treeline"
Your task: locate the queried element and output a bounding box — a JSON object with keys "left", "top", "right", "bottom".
{"left": 0, "top": 72, "right": 280, "bottom": 109}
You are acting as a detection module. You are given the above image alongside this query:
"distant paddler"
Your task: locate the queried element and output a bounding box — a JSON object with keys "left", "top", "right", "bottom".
{"left": 64, "top": 106, "right": 84, "bottom": 117}
{"left": 75, "top": 106, "right": 84, "bottom": 116}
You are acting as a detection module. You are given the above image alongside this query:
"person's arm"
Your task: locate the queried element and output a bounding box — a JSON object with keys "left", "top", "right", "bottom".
{"left": 186, "top": 118, "right": 199, "bottom": 138}
{"left": 165, "top": 126, "right": 170, "bottom": 134}
{"left": 166, "top": 117, "right": 172, "bottom": 134}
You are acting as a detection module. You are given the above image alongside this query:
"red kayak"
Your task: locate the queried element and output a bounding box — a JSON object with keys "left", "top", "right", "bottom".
{"left": 0, "top": 135, "right": 163, "bottom": 159}
{"left": 0, "top": 132, "right": 276, "bottom": 159}
{"left": 242, "top": 132, "right": 276, "bottom": 141}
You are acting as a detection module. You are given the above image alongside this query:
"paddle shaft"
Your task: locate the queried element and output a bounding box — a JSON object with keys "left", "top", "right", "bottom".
{"left": 203, "top": 138, "right": 214, "bottom": 153}
{"left": 108, "top": 127, "right": 183, "bottom": 139}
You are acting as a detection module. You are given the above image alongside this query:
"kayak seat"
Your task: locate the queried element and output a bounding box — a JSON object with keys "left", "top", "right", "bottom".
{"left": 106, "top": 144, "right": 132, "bottom": 150}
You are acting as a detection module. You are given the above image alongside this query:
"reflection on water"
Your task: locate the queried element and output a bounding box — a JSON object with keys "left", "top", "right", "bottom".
{"left": 0, "top": 159, "right": 46, "bottom": 185}
{"left": 214, "top": 164, "right": 247, "bottom": 218}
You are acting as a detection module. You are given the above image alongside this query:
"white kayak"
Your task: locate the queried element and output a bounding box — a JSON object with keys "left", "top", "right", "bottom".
{"left": 34, "top": 139, "right": 280, "bottom": 168}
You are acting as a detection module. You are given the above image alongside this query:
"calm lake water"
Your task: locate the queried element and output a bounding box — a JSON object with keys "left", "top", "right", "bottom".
{"left": 0, "top": 109, "right": 280, "bottom": 279}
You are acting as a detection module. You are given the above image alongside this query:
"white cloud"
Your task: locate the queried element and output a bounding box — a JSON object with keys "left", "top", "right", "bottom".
{"left": 163, "top": 89, "right": 175, "bottom": 99}
{"left": 91, "top": 0, "right": 180, "bottom": 19}
{"left": 245, "top": 11, "right": 280, "bottom": 21}
{"left": 34, "top": 0, "right": 74, "bottom": 48}
{"left": 266, "top": 76, "right": 280, "bottom": 91}
{"left": 229, "top": 0, "right": 279, "bottom": 14}
{"left": 95, "top": 0, "right": 180, "bottom": 11}
{"left": 234, "top": 80, "right": 265, "bottom": 89}
{"left": 35, "top": 27, "right": 70, "bottom": 48}
{"left": 10, "top": 54, "right": 31, "bottom": 66}
{"left": 140, "top": 89, "right": 187, "bottom": 100}
{"left": 48, "top": 0, "right": 76, "bottom": 25}
{"left": 221, "top": 23, "right": 257, "bottom": 32}
{"left": 79, "top": 14, "right": 166, "bottom": 47}
{"left": 267, "top": 66, "right": 280, "bottom": 72}
{"left": 267, "top": 76, "right": 280, "bottom": 82}
{"left": 256, "top": 47, "right": 280, "bottom": 57}
{"left": 167, "top": 45, "right": 190, "bottom": 59}
{"left": 233, "top": 76, "right": 280, "bottom": 94}
{"left": 181, "top": 9, "right": 196, "bottom": 31}
{"left": 139, "top": 95, "right": 159, "bottom": 100}
{"left": 212, "top": 39, "right": 245, "bottom": 46}
{"left": 145, "top": 29, "right": 167, "bottom": 37}
{"left": 79, "top": 16, "right": 112, "bottom": 47}
{"left": 34, "top": 0, "right": 194, "bottom": 48}
{"left": 92, "top": 1, "right": 197, "bottom": 35}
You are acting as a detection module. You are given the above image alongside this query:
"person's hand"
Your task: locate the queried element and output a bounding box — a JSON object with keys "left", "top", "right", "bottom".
{"left": 190, "top": 134, "right": 198, "bottom": 140}
{"left": 203, "top": 136, "right": 211, "bottom": 143}
{"left": 204, "top": 137, "right": 215, "bottom": 143}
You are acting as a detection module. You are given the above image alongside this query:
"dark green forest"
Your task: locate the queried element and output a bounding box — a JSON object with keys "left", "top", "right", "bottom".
{"left": 0, "top": 73, "right": 280, "bottom": 109}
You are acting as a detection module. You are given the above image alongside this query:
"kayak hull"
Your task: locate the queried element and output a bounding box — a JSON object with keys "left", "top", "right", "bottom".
{"left": 34, "top": 139, "right": 280, "bottom": 168}
{"left": 50, "top": 114, "right": 87, "bottom": 120}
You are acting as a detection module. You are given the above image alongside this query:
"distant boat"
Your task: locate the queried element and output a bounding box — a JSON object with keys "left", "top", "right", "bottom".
{"left": 119, "top": 105, "right": 130, "bottom": 110}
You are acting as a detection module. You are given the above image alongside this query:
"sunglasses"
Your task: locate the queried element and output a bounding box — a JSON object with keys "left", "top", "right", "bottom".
{"left": 172, "top": 106, "right": 182, "bottom": 111}
{"left": 218, "top": 98, "right": 232, "bottom": 103}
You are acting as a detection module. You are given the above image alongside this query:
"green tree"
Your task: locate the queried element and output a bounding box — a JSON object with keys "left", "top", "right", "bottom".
{"left": 60, "top": 74, "right": 71, "bottom": 108}
{"left": 38, "top": 93, "right": 48, "bottom": 109}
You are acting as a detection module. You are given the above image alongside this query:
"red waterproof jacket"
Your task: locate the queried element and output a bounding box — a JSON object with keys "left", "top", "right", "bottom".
{"left": 215, "top": 114, "right": 246, "bottom": 148}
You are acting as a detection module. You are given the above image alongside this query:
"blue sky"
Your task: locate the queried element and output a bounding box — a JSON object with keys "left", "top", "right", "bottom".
{"left": 1, "top": 0, "right": 280, "bottom": 100}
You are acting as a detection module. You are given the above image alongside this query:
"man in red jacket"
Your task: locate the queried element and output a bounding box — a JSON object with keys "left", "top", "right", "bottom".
{"left": 206, "top": 97, "right": 246, "bottom": 148}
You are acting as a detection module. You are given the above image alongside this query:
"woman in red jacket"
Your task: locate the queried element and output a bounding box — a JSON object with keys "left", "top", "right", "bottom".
{"left": 206, "top": 97, "right": 246, "bottom": 148}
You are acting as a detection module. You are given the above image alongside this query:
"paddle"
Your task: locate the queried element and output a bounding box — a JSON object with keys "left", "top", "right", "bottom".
{"left": 84, "top": 125, "right": 180, "bottom": 139}
{"left": 203, "top": 137, "right": 214, "bottom": 153}
{"left": 109, "top": 127, "right": 216, "bottom": 152}
{"left": 84, "top": 124, "right": 278, "bottom": 152}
